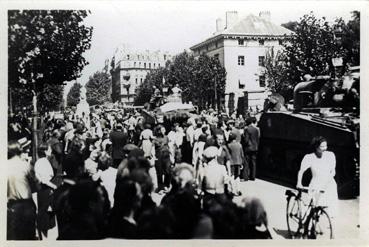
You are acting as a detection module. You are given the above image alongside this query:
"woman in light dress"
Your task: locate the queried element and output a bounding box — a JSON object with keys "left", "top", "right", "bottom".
{"left": 296, "top": 136, "right": 338, "bottom": 220}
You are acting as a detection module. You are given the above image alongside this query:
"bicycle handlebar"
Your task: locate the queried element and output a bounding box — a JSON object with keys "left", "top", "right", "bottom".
{"left": 297, "top": 187, "right": 325, "bottom": 194}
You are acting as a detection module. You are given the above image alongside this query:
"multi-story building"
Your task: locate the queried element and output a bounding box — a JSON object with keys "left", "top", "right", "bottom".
{"left": 190, "top": 11, "right": 293, "bottom": 113}
{"left": 110, "top": 44, "right": 172, "bottom": 104}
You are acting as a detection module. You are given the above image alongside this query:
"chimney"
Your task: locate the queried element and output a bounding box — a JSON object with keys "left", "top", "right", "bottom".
{"left": 226, "top": 11, "right": 238, "bottom": 29}
{"left": 259, "top": 11, "right": 271, "bottom": 21}
{"left": 216, "top": 18, "right": 224, "bottom": 32}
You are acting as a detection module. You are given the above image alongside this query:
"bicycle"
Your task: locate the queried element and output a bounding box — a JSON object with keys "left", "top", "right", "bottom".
{"left": 285, "top": 187, "right": 333, "bottom": 239}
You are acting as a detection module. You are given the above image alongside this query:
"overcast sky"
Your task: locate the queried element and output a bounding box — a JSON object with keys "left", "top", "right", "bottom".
{"left": 64, "top": 0, "right": 363, "bottom": 96}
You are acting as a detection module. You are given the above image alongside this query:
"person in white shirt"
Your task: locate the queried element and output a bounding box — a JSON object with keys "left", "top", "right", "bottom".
{"left": 34, "top": 143, "right": 57, "bottom": 239}
{"left": 7, "top": 141, "right": 39, "bottom": 240}
{"left": 296, "top": 136, "right": 338, "bottom": 232}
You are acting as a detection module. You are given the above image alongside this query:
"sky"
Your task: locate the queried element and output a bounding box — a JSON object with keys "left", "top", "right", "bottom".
{"left": 64, "top": 0, "right": 363, "bottom": 96}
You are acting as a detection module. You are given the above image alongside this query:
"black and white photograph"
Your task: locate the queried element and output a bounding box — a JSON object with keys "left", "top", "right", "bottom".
{"left": 1, "top": 0, "right": 367, "bottom": 244}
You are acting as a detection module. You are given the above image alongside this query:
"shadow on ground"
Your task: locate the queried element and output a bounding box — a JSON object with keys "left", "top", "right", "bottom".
{"left": 273, "top": 228, "right": 290, "bottom": 239}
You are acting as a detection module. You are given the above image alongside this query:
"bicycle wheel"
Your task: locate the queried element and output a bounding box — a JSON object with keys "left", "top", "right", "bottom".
{"left": 286, "top": 195, "right": 301, "bottom": 238}
{"left": 306, "top": 208, "right": 333, "bottom": 239}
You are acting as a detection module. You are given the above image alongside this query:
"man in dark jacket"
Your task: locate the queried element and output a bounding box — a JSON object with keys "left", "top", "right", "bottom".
{"left": 110, "top": 123, "right": 128, "bottom": 168}
{"left": 243, "top": 117, "right": 260, "bottom": 181}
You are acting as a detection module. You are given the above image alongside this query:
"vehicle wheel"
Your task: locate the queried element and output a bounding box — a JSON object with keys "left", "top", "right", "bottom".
{"left": 306, "top": 208, "right": 333, "bottom": 239}
{"left": 286, "top": 195, "right": 301, "bottom": 238}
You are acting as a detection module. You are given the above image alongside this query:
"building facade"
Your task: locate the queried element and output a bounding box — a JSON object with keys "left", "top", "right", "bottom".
{"left": 190, "top": 11, "right": 293, "bottom": 113}
{"left": 110, "top": 44, "right": 172, "bottom": 104}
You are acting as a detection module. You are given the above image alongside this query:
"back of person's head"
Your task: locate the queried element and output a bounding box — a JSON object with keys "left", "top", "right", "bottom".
{"left": 129, "top": 168, "right": 153, "bottom": 195}
{"left": 228, "top": 132, "right": 236, "bottom": 142}
{"left": 206, "top": 195, "right": 239, "bottom": 239}
{"left": 37, "top": 143, "right": 49, "bottom": 158}
{"left": 137, "top": 205, "right": 175, "bottom": 239}
{"left": 198, "top": 134, "right": 207, "bottom": 143}
{"left": 68, "top": 179, "right": 109, "bottom": 216}
{"left": 98, "top": 152, "right": 112, "bottom": 171}
{"left": 113, "top": 177, "right": 143, "bottom": 217}
{"left": 161, "top": 188, "right": 200, "bottom": 238}
{"left": 8, "top": 140, "right": 21, "bottom": 159}
{"left": 240, "top": 197, "right": 268, "bottom": 227}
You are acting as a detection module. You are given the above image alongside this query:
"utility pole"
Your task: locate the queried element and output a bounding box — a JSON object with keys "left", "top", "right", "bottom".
{"left": 214, "top": 66, "right": 218, "bottom": 112}
{"left": 31, "top": 73, "right": 38, "bottom": 163}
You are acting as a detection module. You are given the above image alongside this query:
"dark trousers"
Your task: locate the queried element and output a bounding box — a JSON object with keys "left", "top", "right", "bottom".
{"left": 7, "top": 199, "right": 37, "bottom": 240}
{"left": 245, "top": 151, "right": 257, "bottom": 180}
{"left": 113, "top": 158, "right": 122, "bottom": 169}
{"left": 37, "top": 187, "right": 55, "bottom": 237}
{"left": 231, "top": 164, "right": 242, "bottom": 179}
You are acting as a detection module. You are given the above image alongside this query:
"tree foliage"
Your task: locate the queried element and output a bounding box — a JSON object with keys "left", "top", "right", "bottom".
{"left": 8, "top": 10, "right": 92, "bottom": 110}
{"left": 85, "top": 71, "right": 112, "bottom": 106}
{"left": 265, "top": 12, "right": 360, "bottom": 100}
{"left": 134, "top": 52, "right": 226, "bottom": 110}
{"left": 67, "top": 82, "right": 82, "bottom": 107}
{"left": 38, "top": 83, "right": 64, "bottom": 112}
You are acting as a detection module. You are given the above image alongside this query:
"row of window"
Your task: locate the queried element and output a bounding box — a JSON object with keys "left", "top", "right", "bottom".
{"left": 132, "top": 62, "right": 161, "bottom": 69}
{"left": 238, "top": 56, "right": 265, "bottom": 66}
{"left": 126, "top": 54, "right": 168, "bottom": 61}
{"left": 238, "top": 39, "right": 283, "bottom": 46}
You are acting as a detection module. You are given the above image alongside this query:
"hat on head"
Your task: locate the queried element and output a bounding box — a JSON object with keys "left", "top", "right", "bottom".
{"left": 17, "top": 137, "right": 31, "bottom": 149}
{"left": 203, "top": 146, "right": 218, "bottom": 159}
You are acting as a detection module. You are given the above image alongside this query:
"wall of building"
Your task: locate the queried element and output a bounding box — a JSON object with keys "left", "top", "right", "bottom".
{"left": 223, "top": 39, "right": 282, "bottom": 110}
{"left": 111, "top": 50, "right": 172, "bottom": 104}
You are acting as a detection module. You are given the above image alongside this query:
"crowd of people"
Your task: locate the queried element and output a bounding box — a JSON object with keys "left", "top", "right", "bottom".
{"left": 7, "top": 107, "right": 270, "bottom": 240}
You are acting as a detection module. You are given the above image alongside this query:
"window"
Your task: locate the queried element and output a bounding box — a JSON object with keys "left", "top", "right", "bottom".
{"left": 139, "top": 62, "right": 141, "bottom": 67}
{"left": 144, "top": 63, "right": 146, "bottom": 68}
{"left": 238, "top": 79, "right": 245, "bottom": 89}
{"left": 164, "top": 55, "right": 167, "bottom": 60}
{"left": 238, "top": 39, "right": 244, "bottom": 46}
{"left": 258, "top": 56, "right": 265, "bottom": 66}
{"left": 134, "top": 62, "right": 136, "bottom": 67}
{"left": 214, "top": 54, "right": 219, "bottom": 60}
{"left": 238, "top": 56, "right": 245, "bottom": 66}
{"left": 278, "top": 39, "right": 283, "bottom": 45}
{"left": 215, "top": 42, "right": 218, "bottom": 48}
{"left": 127, "top": 55, "right": 130, "bottom": 60}
{"left": 158, "top": 63, "right": 161, "bottom": 67}
{"left": 135, "top": 78, "right": 138, "bottom": 84}
{"left": 149, "top": 63, "right": 151, "bottom": 69}
{"left": 259, "top": 39, "right": 265, "bottom": 46}
{"left": 259, "top": 75, "right": 266, "bottom": 87}
{"left": 140, "top": 78, "right": 143, "bottom": 83}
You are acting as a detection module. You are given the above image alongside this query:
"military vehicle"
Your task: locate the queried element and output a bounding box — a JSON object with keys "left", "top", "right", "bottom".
{"left": 257, "top": 68, "right": 360, "bottom": 199}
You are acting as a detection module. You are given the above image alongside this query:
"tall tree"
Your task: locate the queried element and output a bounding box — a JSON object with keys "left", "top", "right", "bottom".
{"left": 38, "top": 83, "right": 64, "bottom": 112}
{"left": 85, "top": 71, "right": 112, "bottom": 106}
{"left": 280, "top": 12, "right": 343, "bottom": 96}
{"left": 67, "top": 82, "right": 82, "bottom": 107}
{"left": 334, "top": 11, "right": 360, "bottom": 67}
{"left": 8, "top": 10, "right": 93, "bottom": 110}
{"left": 264, "top": 47, "right": 292, "bottom": 98}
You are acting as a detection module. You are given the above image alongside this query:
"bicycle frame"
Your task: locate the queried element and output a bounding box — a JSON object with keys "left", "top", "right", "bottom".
{"left": 286, "top": 188, "right": 329, "bottom": 239}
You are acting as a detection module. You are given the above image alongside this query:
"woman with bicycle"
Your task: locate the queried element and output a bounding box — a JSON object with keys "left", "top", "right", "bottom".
{"left": 296, "top": 136, "right": 338, "bottom": 223}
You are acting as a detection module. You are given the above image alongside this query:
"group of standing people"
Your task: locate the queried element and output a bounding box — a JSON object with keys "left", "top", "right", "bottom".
{"left": 7, "top": 106, "right": 338, "bottom": 240}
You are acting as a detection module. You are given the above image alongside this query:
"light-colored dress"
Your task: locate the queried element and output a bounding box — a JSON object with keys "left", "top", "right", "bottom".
{"left": 300, "top": 151, "right": 338, "bottom": 217}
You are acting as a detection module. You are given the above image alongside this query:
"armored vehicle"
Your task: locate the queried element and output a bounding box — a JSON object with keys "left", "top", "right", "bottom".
{"left": 257, "top": 70, "right": 360, "bottom": 199}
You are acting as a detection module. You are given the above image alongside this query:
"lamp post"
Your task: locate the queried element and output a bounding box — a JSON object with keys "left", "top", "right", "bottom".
{"left": 123, "top": 73, "right": 131, "bottom": 104}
